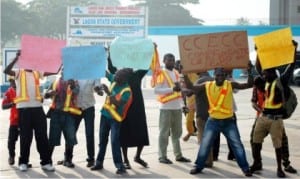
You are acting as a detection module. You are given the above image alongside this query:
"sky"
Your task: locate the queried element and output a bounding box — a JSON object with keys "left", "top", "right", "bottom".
{"left": 15, "top": 0, "right": 270, "bottom": 25}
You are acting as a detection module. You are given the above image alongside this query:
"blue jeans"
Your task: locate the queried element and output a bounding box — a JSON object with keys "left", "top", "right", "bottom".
{"left": 75, "top": 107, "right": 95, "bottom": 162}
{"left": 195, "top": 117, "right": 249, "bottom": 172}
{"left": 95, "top": 115, "right": 124, "bottom": 169}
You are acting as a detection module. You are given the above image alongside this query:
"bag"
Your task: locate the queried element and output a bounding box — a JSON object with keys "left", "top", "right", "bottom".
{"left": 276, "top": 79, "right": 298, "bottom": 119}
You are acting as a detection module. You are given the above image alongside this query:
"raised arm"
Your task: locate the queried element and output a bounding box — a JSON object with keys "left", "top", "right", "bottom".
{"left": 3, "top": 50, "right": 20, "bottom": 76}
{"left": 232, "top": 61, "right": 254, "bottom": 89}
{"left": 280, "top": 40, "right": 298, "bottom": 86}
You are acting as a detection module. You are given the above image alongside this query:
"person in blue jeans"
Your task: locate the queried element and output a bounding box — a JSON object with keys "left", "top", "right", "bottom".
{"left": 91, "top": 68, "right": 133, "bottom": 175}
{"left": 183, "top": 64, "right": 254, "bottom": 177}
{"left": 57, "top": 79, "right": 103, "bottom": 168}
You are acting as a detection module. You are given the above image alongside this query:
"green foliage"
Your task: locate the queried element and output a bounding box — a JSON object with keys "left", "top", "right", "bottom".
{"left": 1, "top": 0, "right": 202, "bottom": 48}
{"left": 132, "top": 0, "right": 203, "bottom": 26}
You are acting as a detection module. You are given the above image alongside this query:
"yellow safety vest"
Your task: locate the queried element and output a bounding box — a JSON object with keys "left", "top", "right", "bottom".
{"left": 206, "top": 80, "right": 233, "bottom": 119}
{"left": 14, "top": 70, "right": 42, "bottom": 103}
{"left": 50, "top": 79, "right": 82, "bottom": 115}
{"left": 102, "top": 82, "right": 132, "bottom": 122}
{"left": 264, "top": 80, "right": 282, "bottom": 109}
{"left": 157, "top": 70, "right": 182, "bottom": 103}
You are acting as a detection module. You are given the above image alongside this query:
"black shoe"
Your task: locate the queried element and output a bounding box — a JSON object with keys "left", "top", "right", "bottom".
{"left": 63, "top": 160, "right": 75, "bottom": 168}
{"left": 159, "top": 157, "right": 173, "bottom": 164}
{"left": 243, "top": 169, "right": 253, "bottom": 177}
{"left": 227, "top": 155, "right": 236, "bottom": 161}
{"left": 90, "top": 164, "right": 103, "bottom": 171}
{"left": 8, "top": 157, "right": 14, "bottom": 165}
{"left": 176, "top": 156, "right": 191, "bottom": 163}
{"left": 277, "top": 169, "right": 286, "bottom": 178}
{"left": 250, "top": 162, "right": 262, "bottom": 173}
{"left": 134, "top": 157, "right": 148, "bottom": 168}
{"left": 190, "top": 167, "right": 202, "bottom": 175}
{"left": 284, "top": 165, "right": 297, "bottom": 174}
{"left": 123, "top": 161, "right": 131, "bottom": 169}
{"left": 116, "top": 168, "right": 126, "bottom": 174}
{"left": 86, "top": 160, "right": 94, "bottom": 168}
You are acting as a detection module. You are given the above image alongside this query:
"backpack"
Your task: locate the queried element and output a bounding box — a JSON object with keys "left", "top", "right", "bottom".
{"left": 276, "top": 79, "right": 298, "bottom": 119}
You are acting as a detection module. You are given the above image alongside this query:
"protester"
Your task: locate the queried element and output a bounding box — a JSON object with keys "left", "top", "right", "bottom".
{"left": 251, "top": 41, "right": 298, "bottom": 177}
{"left": 174, "top": 60, "right": 198, "bottom": 142}
{"left": 2, "top": 77, "right": 19, "bottom": 165}
{"left": 91, "top": 68, "right": 133, "bottom": 175}
{"left": 44, "top": 71, "right": 81, "bottom": 168}
{"left": 107, "top": 54, "right": 150, "bottom": 169}
{"left": 184, "top": 63, "right": 254, "bottom": 177}
{"left": 154, "top": 53, "right": 191, "bottom": 164}
{"left": 3, "top": 50, "right": 55, "bottom": 172}
{"left": 56, "top": 79, "right": 103, "bottom": 168}
{"left": 250, "top": 76, "right": 297, "bottom": 175}
{"left": 184, "top": 71, "right": 214, "bottom": 167}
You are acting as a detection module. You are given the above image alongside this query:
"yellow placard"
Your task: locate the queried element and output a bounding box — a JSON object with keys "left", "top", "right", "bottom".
{"left": 253, "top": 27, "right": 294, "bottom": 70}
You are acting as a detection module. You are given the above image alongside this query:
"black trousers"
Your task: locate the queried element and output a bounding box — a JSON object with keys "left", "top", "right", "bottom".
{"left": 8, "top": 125, "right": 19, "bottom": 158}
{"left": 18, "top": 107, "right": 51, "bottom": 165}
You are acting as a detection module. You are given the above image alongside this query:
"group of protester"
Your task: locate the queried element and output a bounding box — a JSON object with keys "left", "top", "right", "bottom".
{"left": 1, "top": 40, "right": 298, "bottom": 177}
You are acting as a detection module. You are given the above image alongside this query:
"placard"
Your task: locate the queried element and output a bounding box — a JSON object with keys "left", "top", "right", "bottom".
{"left": 178, "top": 31, "right": 249, "bottom": 73}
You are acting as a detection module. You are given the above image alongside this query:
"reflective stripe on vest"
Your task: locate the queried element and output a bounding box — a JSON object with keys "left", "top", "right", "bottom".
{"left": 14, "top": 70, "right": 42, "bottom": 103}
{"left": 264, "top": 80, "right": 282, "bottom": 109}
{"left": 50, "top": 80, "right": 82, "bottom": 115}
{"left": 206, "top": 80, "right": 231, "bottom": 114}
{"left": 103, "top": 82, "right": 132, "bottom": 122}
{"left": 157, "top": 70, "right": 182, "bottom": 103}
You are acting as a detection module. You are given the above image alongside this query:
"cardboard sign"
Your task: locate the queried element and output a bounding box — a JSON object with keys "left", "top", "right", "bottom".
{"left": 110, "top": 37, "right": 154, "bottom": 70}
{"left": 253, "top": 27, "right": 294, "bottom": 70}
{"left": 19, "top": 34, "right": 66, "bottom": 73}
{"left": 62, "top": 45, "right": 107, "bottom": 80}
{"left": 178, "top": 31, "right": 249, "bottom": 73}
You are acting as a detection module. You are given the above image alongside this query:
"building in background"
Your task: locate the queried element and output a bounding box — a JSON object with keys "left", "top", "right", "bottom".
{"left": 270, "top": 0, "right": 300, "bottom": 25}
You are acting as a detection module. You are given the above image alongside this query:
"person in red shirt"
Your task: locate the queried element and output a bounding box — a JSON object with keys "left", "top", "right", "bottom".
{"left": 2, "top": 77, "right": 18, "bottom": 165}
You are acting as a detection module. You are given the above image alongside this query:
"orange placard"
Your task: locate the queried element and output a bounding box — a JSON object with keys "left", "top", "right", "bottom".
{"left": 178, "top": 31, "right": 249, "bottom": 74}
{"left": 253, "top": 27, "right": 294, "bottom": 70}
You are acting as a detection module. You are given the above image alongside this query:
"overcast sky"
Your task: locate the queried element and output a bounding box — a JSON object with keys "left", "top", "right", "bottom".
{"left": 16, "top": 0, "right": 270, "bottom": 25}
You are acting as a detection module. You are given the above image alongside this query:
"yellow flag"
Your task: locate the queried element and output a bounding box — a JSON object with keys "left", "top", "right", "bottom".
{"left": 150, "top": 48, "right": 161, "bottom": 87}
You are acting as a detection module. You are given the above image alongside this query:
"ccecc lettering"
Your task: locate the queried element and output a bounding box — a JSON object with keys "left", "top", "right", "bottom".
{"left": 182, "top": 33, "right": 245, "bottom": 51}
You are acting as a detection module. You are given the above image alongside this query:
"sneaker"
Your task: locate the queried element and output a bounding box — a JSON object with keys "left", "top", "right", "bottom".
{"left": 19, "top": 164, "right": 28, "bottom": 172}
{"left": 8, "top": 157, "right": 14, "bottom": 165}
{"left": 116, "top": 168, "right": 126, "bottom": 174}
{"left": 284, "top": 165, "right": 297, "bottom": 174}
{"left": 176, "top": 156, "right": 191, "bottom": 163}
{"left": 159, "top": 157, "right": 173, "bottom": 164}
{"left": 41, "top": 164, "right": 55, "bottom": 172}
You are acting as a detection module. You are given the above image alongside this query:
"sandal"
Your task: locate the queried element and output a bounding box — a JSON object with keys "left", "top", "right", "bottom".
{"left": 134, "top": 157, "right": 148, "bottom": 168}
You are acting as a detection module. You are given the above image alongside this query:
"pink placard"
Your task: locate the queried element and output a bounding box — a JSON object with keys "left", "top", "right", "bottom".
{"left": 19, "top": 34, "right": 66, "bottom": 73}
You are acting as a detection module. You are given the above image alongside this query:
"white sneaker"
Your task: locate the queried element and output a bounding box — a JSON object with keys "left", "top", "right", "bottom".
{"left": 41, "top": 164, "right": 55, "bottom": 172}
{"left": 19, "top": 164, "right": 28, "bottom": 172}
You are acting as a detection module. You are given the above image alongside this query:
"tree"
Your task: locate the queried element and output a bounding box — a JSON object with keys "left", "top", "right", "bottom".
{"left": 1, "top": 0, "right": 38, "bottom": 48}
{"left": 236, "top": 17, "right": 251, "bottom": 25}
{"left": 131, "top": 0, "right": 203, "bottom": 26}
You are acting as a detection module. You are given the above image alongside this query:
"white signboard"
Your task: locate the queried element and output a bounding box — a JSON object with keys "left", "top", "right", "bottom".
{"left": 67, "top": 6, "right": 148, "bottom": 45}
{"left": 70, "top": 6, "right": 145, "bottom": 15}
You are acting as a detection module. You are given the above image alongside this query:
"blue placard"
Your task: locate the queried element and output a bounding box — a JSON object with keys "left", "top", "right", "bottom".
{"left": 62, "top": 45, "right": 107, "bottom": 80}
